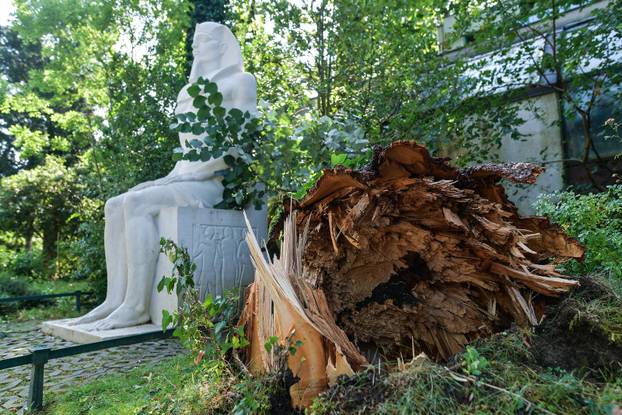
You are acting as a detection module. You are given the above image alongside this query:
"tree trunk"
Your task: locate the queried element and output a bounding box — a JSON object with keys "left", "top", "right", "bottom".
{"left": 42, "top": 224, "right": 60, "bottom": 274}
{"left": 24, "top": 229, "right": 33, "bottom": 251}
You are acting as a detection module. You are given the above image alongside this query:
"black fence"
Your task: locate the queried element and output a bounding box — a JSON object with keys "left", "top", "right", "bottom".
{"left": 0, "top": 290, "right": 94, "bottom": 312}
{"left": 0, "top": 328, "right": 175, "bottom": 411}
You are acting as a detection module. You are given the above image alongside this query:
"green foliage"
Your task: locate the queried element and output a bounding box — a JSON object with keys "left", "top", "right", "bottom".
{"left": 535, "top": 185, "right": 622, "bottom": 280}
{"left": 461, "top": 345, "right": 489, "bottom": 377}
{"left": 231, "top": 377, "right": 272, "bottom": 415}
{"left": 0, "top": 155, "right": 81, "bottom": 272}
{"left": 7, "top": 249, "right": 44, "bottom": 278}
{"left": 157, "top": 238, "right": 249, "bottom": 361}
{"left": 448, "top": 0, "right": 622, "bottom": 182}
{"left": 173, "top": 77, "right": 266, "bottom": 209}
{"left": 0, "top": 272, "right": 31, "bottom": 298}
{"left": 43, "top": 355, "right": 202, "bottom": 415}
{"left": 0, "top": 272, "right": 53, "bottom": 314}
{"left": 176, "top": 78, "right": 372, "bottom": 208}
{"left": 0, "top": 279, "right": 91, "bottom": 322}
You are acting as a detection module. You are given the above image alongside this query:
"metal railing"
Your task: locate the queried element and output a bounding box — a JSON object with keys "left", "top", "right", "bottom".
{"left": 0, "top": 290, "right": 94, "bottom": 312}
{"left": 0, "top": 328, "right": 175, "bottom": 411}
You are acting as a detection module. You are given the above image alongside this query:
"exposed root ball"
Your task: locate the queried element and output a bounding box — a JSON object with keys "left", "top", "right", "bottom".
{"left": 294, "top": 141, "right": 583, "bottom": 361}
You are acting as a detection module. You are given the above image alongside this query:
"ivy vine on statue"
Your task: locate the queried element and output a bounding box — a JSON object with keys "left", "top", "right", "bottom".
{"left": 43, "top": 22, "right": 266, "bottom": 339}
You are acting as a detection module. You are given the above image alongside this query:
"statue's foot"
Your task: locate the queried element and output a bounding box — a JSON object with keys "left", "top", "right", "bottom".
{"left": 65, "top": 302, "right": 119, "bottom": 326}
{"left": 85, "top": 304, "right": 150, "bottom": 331}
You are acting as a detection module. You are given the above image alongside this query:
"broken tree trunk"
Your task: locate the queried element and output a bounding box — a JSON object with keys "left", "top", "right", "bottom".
{"left": 240, "top": 141, "right": 584, "bottom": 408}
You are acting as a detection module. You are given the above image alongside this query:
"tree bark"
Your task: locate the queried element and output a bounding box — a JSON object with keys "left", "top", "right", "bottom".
{"left": 42, "top": 224, "right": 60, "bottom": 274}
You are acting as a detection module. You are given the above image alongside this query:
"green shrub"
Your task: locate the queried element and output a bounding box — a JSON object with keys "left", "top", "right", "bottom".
{"left": 535, "top": 185, "right": 622, "bottom": 280}
{"left": 8, "top": 249, "right": 44, "bottom": 278}
{"left": 0, "top": 272, "right": 31, "bottom": 297}
{"left": 0, "top": 272, "right": 36, "bottom": 313}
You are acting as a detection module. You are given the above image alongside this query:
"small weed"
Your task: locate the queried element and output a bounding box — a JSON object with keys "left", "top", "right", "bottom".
{"left": 462, "top": 346, "right": 489, "bottom": 377}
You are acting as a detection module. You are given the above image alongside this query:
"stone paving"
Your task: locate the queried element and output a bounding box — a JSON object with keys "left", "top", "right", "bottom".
{"left": 0, "top": 320, "right": 183, "bottom": 414}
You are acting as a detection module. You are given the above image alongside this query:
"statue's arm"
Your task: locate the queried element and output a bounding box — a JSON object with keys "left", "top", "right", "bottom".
{"left": 128, "top": 162, "right": 183, "bottom": 192}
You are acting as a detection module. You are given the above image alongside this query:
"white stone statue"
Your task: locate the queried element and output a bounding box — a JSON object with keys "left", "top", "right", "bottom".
{"left": 68, "top": 22, "right": 257, "bottom": 331}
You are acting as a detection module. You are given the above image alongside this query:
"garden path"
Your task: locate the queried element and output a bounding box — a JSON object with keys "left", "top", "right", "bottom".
{"left": 0, "top": 320, "right": 183, "bottom": 414}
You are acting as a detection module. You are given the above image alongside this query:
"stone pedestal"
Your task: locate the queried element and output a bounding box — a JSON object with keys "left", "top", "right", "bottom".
{"left": 43, "top": 206, "right": 267, "bottom": 343}
{"left": 150, "top": 205, "right": 267, "bottom": 325}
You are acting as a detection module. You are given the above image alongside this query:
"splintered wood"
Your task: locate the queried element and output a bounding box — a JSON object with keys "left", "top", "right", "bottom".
{"left": 240, "top": 141, "right": 584, "bottom": 408}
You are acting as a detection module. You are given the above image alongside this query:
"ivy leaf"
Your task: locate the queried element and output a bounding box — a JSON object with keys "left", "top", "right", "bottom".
{"left": 167, "top": 277, "right": 176, "bottom": 293}
{"left": 186, "top": 151, "right": 201, "bottom": 161}
{"left": 228, "top": 108, "right": 243, "bottom": 120}
{"left": 205, "top": 82, "right": 218, "bottom": 94}
{"left": 189, "top": 139, "right": 203, "bottom": 148}
{"left": 197, "top": 106, "right": 210, "bottom": 121}
{"left": 213, "top": 106, "right": 226, "bottom": 119}
{"left": 187, "top": 84, "right": 201, "bottom": 97}
{"left": 208, "top": 92, "right": 223, "bottom": 106}
{"left": 191, "top": 123, "right": 204, "bottom": 135}
{"left": 192, "top": 95, "right": 206, "bottom": 108}
{"left": 157, "top": 277, "right": 167, "bottom": 293}
{"left": 199, "top": 147, "right": 212, "bottom": 161}
{"left": 161, "top": 309, "right": 172, "bottom": 330}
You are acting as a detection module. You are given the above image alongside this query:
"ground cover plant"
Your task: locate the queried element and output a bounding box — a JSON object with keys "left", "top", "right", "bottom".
{"left": 536, "top": 185, "right": 622, "bottom": 285}
{"left": 42, "top": 355, "right": 199, "bottom": 415}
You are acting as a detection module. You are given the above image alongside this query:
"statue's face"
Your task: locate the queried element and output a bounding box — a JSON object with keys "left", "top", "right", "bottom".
{"left": 192, "top": 31, "right": 224, "bottom": 65}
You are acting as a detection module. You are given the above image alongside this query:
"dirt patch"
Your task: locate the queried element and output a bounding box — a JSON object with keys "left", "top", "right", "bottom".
{"left": 531, "top": 277, "right": 622, "bottom": 378}
{"left": 315, "top": 367, "right": 388, "bottom": 414}
{"left": 267, "top": 368, "right": 303, "bottom": 415}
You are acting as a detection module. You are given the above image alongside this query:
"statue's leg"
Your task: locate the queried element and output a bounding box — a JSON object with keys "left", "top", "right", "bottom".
{"left": 90, "top": 189, "right": 166, "bottom": 330}
{"left": 67, "top": 195, "right": 128, "bottom": 325}
{"left": 88, "top": 179, "right": 224, "bottom": 331}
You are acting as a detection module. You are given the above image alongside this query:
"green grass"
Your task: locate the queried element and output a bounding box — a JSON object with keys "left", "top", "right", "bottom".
{"left": 43, "top": 354, "right": 204, "bottom": 415}
{"left": 29, "top": 279, "right": 91, "bottom": 294}
{"left": 42, "top": 354, "right": 275, "bottom": 415}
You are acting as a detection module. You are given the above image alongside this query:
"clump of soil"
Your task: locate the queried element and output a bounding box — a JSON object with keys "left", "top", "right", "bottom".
{"left": 315, "top": 366, "right": 389, "bottom": 414}
{"left": 531, "top": 277, "right": 622, "bottom": 378}
{"left": 267, "top": 367, "right": 302, "bottom": 415}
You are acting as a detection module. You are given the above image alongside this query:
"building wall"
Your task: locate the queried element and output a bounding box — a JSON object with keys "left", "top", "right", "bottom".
{"left": 497, "top": 92, "right": 565, "bottom": 213}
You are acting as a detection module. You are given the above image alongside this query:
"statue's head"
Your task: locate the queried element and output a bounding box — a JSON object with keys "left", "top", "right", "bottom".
{"left": 189, "top": 22, "right": 243, "bottom": 82}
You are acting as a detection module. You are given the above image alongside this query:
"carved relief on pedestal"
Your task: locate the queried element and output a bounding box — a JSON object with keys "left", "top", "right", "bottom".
{"left": 190, "top": 224, "right": 256, "bottom": 300}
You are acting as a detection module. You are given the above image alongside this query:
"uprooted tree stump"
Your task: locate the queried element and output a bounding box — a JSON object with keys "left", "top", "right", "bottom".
{"left": 240, "top": 141, "right": 584, "bottom": 408}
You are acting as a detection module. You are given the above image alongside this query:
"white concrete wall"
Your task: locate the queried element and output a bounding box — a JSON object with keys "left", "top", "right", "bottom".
{"left": 497, "top": 92, "right": 564, "bottom": 213}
